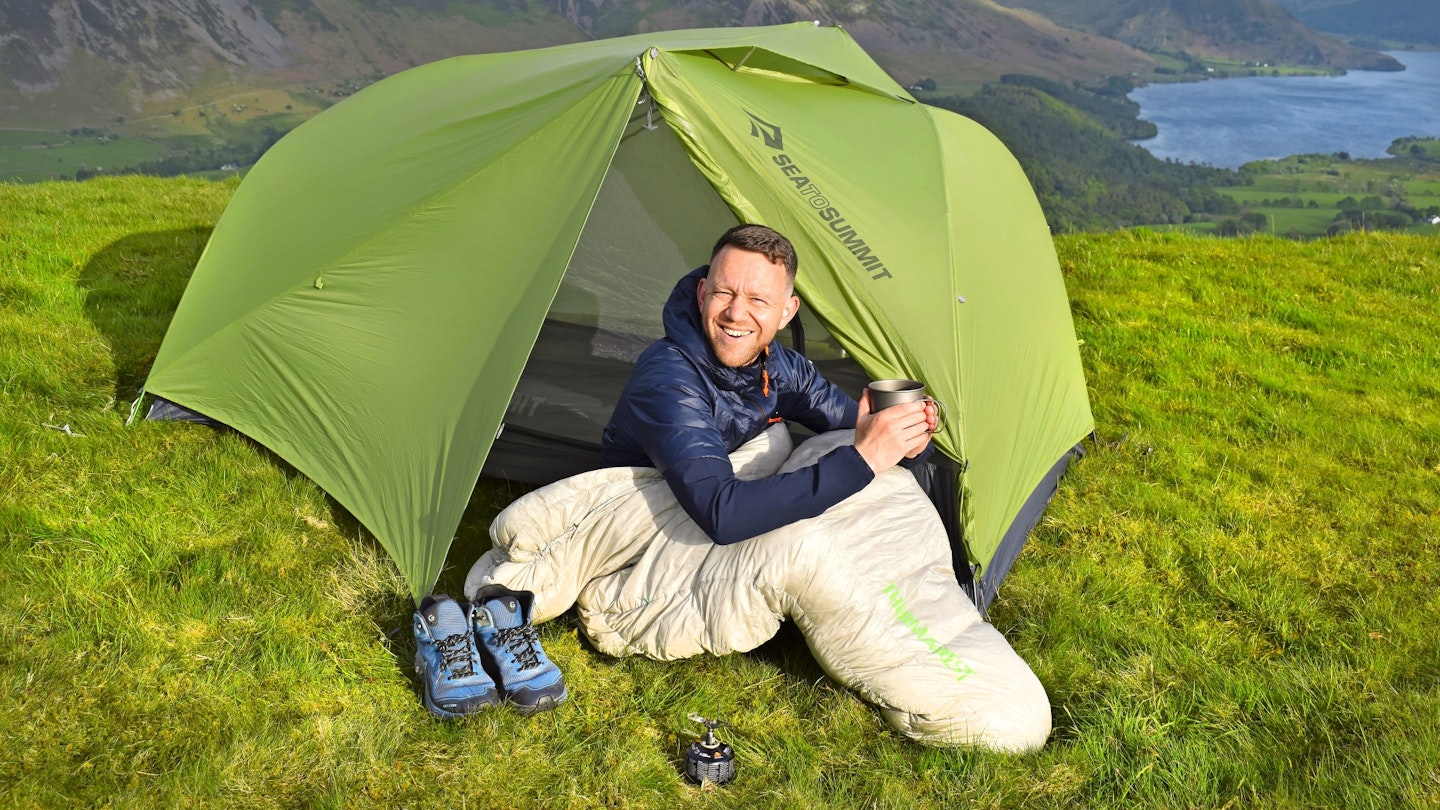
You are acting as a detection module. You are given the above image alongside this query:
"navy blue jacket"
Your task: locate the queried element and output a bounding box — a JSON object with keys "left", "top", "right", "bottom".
{"left": 601, "top": 266, "right": 875, "bottom": 544}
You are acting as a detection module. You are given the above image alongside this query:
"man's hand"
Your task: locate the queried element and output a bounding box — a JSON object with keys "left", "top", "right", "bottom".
{"left": 853, "top": 390, "right": 936, "bottom": 474}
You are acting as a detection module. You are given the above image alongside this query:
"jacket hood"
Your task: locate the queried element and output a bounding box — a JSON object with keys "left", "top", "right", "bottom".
{"left": 663, "top": 266, "right": 772, "bottom": 394}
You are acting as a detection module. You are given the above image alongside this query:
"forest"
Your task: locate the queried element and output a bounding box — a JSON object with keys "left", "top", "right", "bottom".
{"left": 934, "top": 80, "right": 1242, "bottom": 233}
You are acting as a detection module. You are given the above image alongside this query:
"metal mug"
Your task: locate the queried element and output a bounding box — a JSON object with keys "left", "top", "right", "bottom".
{"left": 866, "top": 379, "right": 947, "bottom": 433}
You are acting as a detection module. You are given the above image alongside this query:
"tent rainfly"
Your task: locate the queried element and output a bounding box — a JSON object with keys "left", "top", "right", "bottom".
{"left": 142, "top": 23, "right": 1095, "bottom": 608}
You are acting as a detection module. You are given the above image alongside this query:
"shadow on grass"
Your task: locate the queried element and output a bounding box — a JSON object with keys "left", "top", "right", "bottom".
{"left": 74, "top": 226, "right": 548, "bottom": 689}
{"left": 78, "top": 227, "right": 212, "bottom": 409}
{"left": 75, "top": 227, "right": 399, "bottom": 595}
{"left": 748, "top": 620, "right": 829, "bottom": 684}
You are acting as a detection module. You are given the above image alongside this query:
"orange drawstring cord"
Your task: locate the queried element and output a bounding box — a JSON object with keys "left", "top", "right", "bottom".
{"left": 761, "top": 345, "right": 770, "bottom": 397}
{"left": 762, "top": 346, "right": 782, "bottom": 423}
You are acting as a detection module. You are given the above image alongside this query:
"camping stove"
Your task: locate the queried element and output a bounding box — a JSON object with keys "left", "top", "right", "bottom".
{"left": 682, "top": 713, "right": 736, "bottom": 786}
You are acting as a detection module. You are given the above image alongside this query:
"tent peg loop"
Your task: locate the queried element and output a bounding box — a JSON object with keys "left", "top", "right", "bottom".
{"left": 125, "top": 389, "right": 145, "bottom": 426}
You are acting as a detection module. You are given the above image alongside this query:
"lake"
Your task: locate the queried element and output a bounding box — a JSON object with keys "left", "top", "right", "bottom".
{"left": 1128, "top": 50, "right": 1440, "bottom": 169}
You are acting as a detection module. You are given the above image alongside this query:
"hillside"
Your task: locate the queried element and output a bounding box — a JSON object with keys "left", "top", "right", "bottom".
{"left": 991, "top": 0, "right": 1402, "bottom": 69}
{"left": 1271, "top": 0, "right": 1440, "bottom": 47}
{"left": 0, "top": 0, "right": 1161, "bottom": 129}
{"left": 557, "top": 0, "right": 1156, "bottom": 92}
{"left": 0, "top": 0, "right": 1399, "bottom": 131}
{"left": 934, "top": 82, "right": 1241, "bottom": 232}
{"left": 1, "top": 0, "right": 1418, "bottom": 230}
{"left": 0, "top": 0, "right": 582, "bottom": 128}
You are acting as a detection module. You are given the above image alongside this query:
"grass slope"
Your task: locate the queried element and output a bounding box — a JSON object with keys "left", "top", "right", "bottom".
{"left": 2, "top": 177, "right": 1438, "bottom": 808}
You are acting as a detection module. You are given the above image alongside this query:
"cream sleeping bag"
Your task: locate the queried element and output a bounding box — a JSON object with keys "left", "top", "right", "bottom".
{"left": 465, "top": 425, "right": 1051, "bottom": 751}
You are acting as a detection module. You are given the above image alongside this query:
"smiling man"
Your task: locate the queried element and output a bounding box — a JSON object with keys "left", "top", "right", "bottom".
{"left": 601, "top": 224, "right": 935, "bottom": 545}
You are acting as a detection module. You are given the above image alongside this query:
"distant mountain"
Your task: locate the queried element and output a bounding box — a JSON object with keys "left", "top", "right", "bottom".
{"left": 990, "top": 0, "right": 1402, "bottom": 70}
{"left": 0, "top": 0, "right": 1166, "bottom": 128}
{"left": 0, "top": 1, "right": 584, "bottom": 127}
{"left": 556, "top": 0, "right": 1160, "bottom": 91}
{"left": 0, "top": 0, "right": 1408, "bottom": 131}
{"left": 1271, "top": 0, "right": 1440, "bottom": 47}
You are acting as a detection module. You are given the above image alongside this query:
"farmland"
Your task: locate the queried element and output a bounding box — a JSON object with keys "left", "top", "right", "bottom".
{"left": 1168, "top": 141, "right": 1440, "bottom": 237}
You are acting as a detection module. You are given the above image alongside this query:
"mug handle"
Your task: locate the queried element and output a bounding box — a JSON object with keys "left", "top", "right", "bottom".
{"left": 923, "top": 396, "right": 948, "bottom": 435}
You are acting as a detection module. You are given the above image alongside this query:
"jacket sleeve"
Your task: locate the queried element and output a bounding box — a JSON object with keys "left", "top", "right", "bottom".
{"left": 626, "top": 380, "right": 875, "bottom": 546}
{"left": 775, "top": 352, "right": 859, "bottom": 434}
{"left": 775, "top": 351, "right": 934, "bottom": 468}
{"left": 664, "top": 448, "right": 875, "bottom": 545}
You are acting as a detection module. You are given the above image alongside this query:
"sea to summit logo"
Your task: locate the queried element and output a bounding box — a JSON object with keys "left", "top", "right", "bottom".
{"left": 742, "top": 110, "right": 892, "bottom": 281}
{"left": 746, "top": 111, "right": 784, "bottom": 150}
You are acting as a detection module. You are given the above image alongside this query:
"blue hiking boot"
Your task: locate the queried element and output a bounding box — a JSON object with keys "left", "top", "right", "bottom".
{"left": 413, "top": 594, "right": 500, "bottom": 718}
{"left": 470, "top": 586, "right": 568, "bottom": 715}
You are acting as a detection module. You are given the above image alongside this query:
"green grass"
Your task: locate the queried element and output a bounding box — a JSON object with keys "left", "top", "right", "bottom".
{"left": 0, "top": 131, "right": 173, "bottom": 182}
{"left": 1, "top": 95, "right": 317, "bottom": 183}
{"left": 1216, "top": 154, "right": 1440, "bottom": 237}
{"left": 0, "top": 130, "right": 57, "bottom": 147}
{"left": 1208, "top": 200, "right": 1339, "bottom": 236}
{"left": 3, "top": 178, "right": 1439, "bottom": 807}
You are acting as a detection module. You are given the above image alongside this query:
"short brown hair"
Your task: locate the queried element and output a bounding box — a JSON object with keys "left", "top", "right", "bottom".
{"left": 711, "top": 224, "right": 798, "bottom": 287}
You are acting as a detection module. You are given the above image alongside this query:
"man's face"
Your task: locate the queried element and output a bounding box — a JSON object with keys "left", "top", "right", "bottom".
{"left": 697, "top": 245, "right": 799, "bottom": 368}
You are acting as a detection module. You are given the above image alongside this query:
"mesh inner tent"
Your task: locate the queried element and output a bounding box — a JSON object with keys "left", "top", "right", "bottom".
{"left": 483, "top": 102, "right": 870, "bottom": 484}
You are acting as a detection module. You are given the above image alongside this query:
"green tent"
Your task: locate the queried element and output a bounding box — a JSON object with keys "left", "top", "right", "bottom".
{"left": 143, "top": 22, "right": 1094, "bottom": 607}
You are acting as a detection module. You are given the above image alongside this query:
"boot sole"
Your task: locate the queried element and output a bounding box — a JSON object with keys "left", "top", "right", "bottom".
{"left": 512, "top": 690, "right": 568, "bottom": 716}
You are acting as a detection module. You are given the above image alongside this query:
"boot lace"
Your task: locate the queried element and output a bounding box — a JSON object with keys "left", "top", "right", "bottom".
{"left": 494, "top": 624, "right": 542, "bottom": 670}
{"left": 436, "top": 632, "right": 476, "bottom": 679}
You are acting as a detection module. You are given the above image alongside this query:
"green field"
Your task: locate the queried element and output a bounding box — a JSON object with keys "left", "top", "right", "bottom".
{"left": 1, "top": 87, "right": 319, "bottom": 182}
{"left": 1208, "top": 150, "right": 1440, "bottom": 237}
{"left": 0, "top": 130, "right": 172, "bottom": 182}
{"left": 3, "top": 177, "right": 1439, "bottom": 807}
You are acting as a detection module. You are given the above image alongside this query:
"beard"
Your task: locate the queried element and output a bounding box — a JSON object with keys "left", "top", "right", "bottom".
{"left": 705, "top": 324, "right": 775, "bottom": 368}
